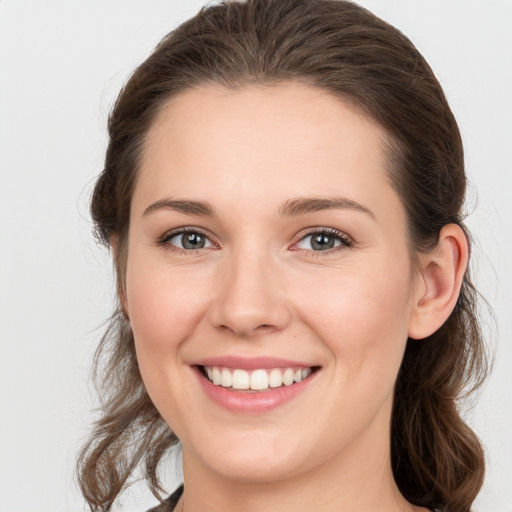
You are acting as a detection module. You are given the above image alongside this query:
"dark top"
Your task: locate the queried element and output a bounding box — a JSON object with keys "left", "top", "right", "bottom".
{"left": 147, "top": 485, "right": 184, "bottom": 512}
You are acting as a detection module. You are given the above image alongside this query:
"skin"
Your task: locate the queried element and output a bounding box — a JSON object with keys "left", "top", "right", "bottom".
{"left": 122, "top": 82, "right": 466, "bottom": 512}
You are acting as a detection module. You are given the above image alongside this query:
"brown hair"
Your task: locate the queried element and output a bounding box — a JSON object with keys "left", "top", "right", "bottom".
{"left": 77, "top": 1, "right": 489, "bottom": 511}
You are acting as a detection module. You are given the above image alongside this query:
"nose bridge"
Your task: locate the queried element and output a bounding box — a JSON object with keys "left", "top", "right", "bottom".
{"left": 209, "top": 239, "right": 290, "bottom": 337}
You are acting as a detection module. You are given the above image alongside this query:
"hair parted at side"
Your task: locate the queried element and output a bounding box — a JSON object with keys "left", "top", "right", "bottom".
{"left": 78, "top": 1, "right": 489, "bottom": 511}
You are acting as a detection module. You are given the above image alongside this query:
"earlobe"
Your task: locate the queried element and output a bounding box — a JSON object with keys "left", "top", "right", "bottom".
{"left": 118, "top": 285, "right": 130, "bottom": 321}
{"left": 408, "top": 224, "right": 468, "bottom": 340}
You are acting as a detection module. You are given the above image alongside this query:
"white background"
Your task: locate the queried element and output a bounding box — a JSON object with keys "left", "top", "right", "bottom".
{"left": 0, "top": 1, "right": 511, "bottom": 511}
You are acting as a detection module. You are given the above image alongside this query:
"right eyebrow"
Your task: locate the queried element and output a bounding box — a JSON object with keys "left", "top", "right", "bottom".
{"left": 142, "top": 198, "right": 215, "bottom": 217}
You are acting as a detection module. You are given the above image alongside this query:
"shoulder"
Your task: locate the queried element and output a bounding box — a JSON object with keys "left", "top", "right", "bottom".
{"left": 146, "top": 485, "right": 183, "bottom": 512}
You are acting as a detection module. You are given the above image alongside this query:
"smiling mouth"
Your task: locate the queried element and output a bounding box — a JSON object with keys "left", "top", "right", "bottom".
{"left": 198, "top": 365, "right": 319, "bottom": 392}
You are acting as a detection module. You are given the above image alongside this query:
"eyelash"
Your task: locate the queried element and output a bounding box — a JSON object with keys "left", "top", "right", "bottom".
{"left": 157, "top": 227, "right": 353, "bottom": 255}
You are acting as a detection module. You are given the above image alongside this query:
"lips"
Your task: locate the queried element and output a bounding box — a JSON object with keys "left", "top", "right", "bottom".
{"left": 193, "top": 356, "right": 315, "bottom": 371}
{"left": 191, "top": 356, "right": 320, "bottom": 413}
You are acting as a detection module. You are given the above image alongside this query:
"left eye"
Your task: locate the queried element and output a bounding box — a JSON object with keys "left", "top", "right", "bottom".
{"left": 295, "top": 231, "right": 349, "bottom": 251}
{"left": 166, "top": 231, "right": 214, "bottom": 250}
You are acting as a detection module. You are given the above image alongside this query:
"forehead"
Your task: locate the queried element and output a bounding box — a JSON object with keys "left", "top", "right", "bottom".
{"left": 134, "top": 82, "right": 403, "bottom": 226}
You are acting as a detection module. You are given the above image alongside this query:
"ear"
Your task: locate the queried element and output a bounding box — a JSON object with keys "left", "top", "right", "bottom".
{"left": 408, "top": 224, "right": 468, "bottom": 340}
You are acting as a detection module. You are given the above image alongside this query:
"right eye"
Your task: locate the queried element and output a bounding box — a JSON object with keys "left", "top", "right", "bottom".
{"left": 161, "top": 229, "right": 215, "bottom": 251}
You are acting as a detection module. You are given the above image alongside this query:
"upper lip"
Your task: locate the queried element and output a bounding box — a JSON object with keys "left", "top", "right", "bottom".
{"left": 192, "top": 356, "right": 317, "bottom": 371}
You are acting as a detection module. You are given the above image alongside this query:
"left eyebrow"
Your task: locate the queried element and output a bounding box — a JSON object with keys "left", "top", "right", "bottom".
{"left": 279, "top": 197, "right": 375, "bottom": 219}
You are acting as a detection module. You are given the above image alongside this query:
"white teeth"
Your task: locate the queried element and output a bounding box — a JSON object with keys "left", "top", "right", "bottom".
{"left": 250, "top": 369, "right": 269, "bottom": 390}
{"left": 268, "top": 368, "right": 283, "bottom": 388}
{"left": 282, "top": 368, "right": 294, "bottom": 386}
{"left": 204, "top": 365, "right": 314, "bottom": 391}
{"left": 232, "top": 369, "right": 250, "bottom": 390}
{"left": 212, "top": 367, "right": 221, "bottom": 385}
{"left": 220, "top": 368, "right": 232, "bottom": 388}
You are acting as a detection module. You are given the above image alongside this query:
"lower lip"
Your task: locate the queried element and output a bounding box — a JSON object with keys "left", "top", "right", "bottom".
{"left": 193, "top": 366, "right": 318, "bottom": 414}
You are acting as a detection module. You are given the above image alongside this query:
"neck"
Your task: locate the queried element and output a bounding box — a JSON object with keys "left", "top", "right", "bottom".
{"left": 179, "top": 423, "right": 416, "bottom": 512}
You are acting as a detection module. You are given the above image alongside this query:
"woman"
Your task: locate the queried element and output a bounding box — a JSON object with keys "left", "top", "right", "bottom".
{"left": 77, "top": 1, "right": 488, "bottom": 511}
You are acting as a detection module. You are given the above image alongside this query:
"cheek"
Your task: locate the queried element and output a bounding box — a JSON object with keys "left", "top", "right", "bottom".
{"left": 125, "top": 257, "right": 210, "bottom": 361}
{"left": 294, "top": 258, "right": 413, "bottom": 377}
{"left": 124, "top": 256, "right": 214, "bottom": 433}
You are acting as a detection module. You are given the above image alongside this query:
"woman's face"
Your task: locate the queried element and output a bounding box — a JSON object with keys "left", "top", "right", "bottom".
{"left": 125, "top": 83, "right": 421, "bottom": 483}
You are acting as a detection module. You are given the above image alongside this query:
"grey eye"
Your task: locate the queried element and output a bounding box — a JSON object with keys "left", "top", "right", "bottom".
{"left": 168, "top": 231, "right": 213, "bottom": 250}
{"left": 310, "top": 233, "right": 337, "bottom": 250}
{"left": 296, "top": 231, "right": 346, "bottom": 251}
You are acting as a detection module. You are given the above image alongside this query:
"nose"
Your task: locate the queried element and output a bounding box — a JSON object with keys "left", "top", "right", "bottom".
{"left": 208, "top": 249, "right": 292, "bottom": 338}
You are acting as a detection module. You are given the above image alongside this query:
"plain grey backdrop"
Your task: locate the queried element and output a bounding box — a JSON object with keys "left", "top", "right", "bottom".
{"left": 0, "top": 1, "right": 511, "bottom": 511}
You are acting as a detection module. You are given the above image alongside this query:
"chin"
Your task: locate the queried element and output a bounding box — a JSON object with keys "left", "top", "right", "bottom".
{"left": 186, "top": 427, "right": 311, "bottom": 483}
{"left": 208, "top": 454, "right": 305, "bottom": 484}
